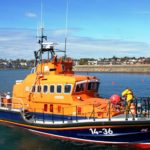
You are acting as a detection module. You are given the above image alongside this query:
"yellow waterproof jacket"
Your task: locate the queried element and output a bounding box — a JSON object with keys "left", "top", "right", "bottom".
{"left": 122, "top": 89, "right": 134, "bottom": 102}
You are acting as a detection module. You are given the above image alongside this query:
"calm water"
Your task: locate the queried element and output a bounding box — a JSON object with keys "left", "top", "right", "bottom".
{"left": 0, "top": 70, "right": 149, "bottom": 150}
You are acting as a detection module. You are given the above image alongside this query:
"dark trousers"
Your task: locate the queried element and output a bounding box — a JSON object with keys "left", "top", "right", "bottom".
{"left": 126, "top": 100, "right": 133, "bottom": 114}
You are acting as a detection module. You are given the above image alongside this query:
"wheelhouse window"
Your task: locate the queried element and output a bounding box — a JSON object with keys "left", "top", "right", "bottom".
{"left": 64, "top": 84, "right": 72, "bottom": 93}
{"left": 50, "top": 85, "right": 55, "bottom": 93}
{"left": 75, "top": 83, "right": 86, "bottom": 93}
{"left": 88, "top": 82, "right": 99, "bottom": 92}
{"left": 57, "top": 85, "right": 62, "bottom": 93}
{"left": 37, "top": 85, "right": 42, "bottom": 93}
{"left": 43, "top": 85, "right": 48, "bottom": 93}
{"left": 32, "top": 85, "right": 36, "bottom": 92}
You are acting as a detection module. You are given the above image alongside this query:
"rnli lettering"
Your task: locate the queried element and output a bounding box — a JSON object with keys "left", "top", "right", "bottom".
{"left": 89, "top": 128, "right": 113, "bottom": 135}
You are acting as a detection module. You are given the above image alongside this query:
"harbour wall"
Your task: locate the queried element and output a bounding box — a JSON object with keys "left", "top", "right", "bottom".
{"left": 73, "top": 65, "right": 150, "bottom": 73}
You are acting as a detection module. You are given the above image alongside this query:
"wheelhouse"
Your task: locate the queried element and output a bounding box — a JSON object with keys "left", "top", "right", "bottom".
{"left": 74, "top": 79, "right": 100, "bottom": 94}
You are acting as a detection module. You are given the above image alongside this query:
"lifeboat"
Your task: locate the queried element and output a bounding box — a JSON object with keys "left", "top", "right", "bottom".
{"left": 0, "top": 28, "right": 150, "bottom": 149}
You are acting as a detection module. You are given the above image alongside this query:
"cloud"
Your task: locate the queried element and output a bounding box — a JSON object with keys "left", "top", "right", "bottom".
{"left": 0, "top": 28, "right": 38, "bottom": 59}
{"left": 0, "top": 28, "right": 149, "bottom": 59}
{"left": 25, "top": 12, "right": 37, "bottom": 18}
{"left": 64, "top": 37, "right": 150, "bottom": 58}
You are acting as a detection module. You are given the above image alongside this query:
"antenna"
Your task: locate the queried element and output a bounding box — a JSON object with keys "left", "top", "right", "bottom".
{"left": 40, "top": 0, "right": 44, "bottom": 29}
{"left": 64, "top": 0, "right": 69, "bottom": 58}
{"left": 35, "top": 0, "right": 67, "bottom": 67}
{"left": 39, "top": 0, "right": 47, "bottom": 58}
{"left": 35, "top": 0, "right": 47, "bottom": 69}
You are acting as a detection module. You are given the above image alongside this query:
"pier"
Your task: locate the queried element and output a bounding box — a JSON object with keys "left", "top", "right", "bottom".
{"left": 74, "top": 64, "right": 150, "bottom": 73}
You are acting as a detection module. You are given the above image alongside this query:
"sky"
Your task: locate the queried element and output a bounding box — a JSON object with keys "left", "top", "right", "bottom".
{"left": 0, "top": 0, "right": 150, "bottom": 59}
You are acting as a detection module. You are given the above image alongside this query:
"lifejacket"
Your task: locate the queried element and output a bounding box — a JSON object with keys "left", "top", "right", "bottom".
{"left": 122, "top": 88, "right": 134, "bottom": 102}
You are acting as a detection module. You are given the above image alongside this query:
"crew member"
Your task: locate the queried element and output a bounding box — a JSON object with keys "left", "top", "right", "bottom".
{"left": 6, "top": 92, "right": 11, "bottom": 108}
{"left": 121, "top": 88, "right": 134, "bottom": 115}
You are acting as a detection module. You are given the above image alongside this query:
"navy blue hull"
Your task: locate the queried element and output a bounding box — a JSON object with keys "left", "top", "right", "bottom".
{"left": 32, "top": 124, "right": 150, "bottom": 143}
{"left": 0, "top": 109, "right": 150, "bottom": 148}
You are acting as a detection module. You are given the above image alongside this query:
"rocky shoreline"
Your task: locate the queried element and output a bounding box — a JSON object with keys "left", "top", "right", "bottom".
{"left": 73, "top": 64, "right": 150, "bottom": 74}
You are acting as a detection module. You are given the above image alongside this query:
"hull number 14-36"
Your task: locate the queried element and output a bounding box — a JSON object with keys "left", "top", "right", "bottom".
{"left": 89, "top": 128, "right": 113, "bottom": 135}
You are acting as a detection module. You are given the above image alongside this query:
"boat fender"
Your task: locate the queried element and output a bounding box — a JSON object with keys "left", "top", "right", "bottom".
{"left": 110, "top": 94, "right": 121, "bottom": 105}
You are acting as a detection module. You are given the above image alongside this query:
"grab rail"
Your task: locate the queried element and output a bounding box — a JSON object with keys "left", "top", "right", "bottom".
{"left": 0, "top": 95, "right": 28, "bottom": 112}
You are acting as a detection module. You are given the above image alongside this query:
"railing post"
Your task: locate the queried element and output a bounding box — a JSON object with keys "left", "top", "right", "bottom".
{"left": 34, "top": 108, "right": 36, "bottom": 122}
{"left": 76, "top": 106, "right": 78, "bottom": 122}
{"left": 0, "top": 95, "right": 1, "bottom": 108}
{"left": 93, "top": 104, "right": 95, "bottom": 122}
{"left": 108, "top": 100, "right": 111, "bottom": 121}
{"left": 148, "top": 99, "right": 150, "bottom": 118}
{"left": 71, "top": 112, "right": 73, "bottom": 122}
{"left": 135, "top": 98, "right": 138, "bottom": 118}
{"left": 140, "top": 98, "right": 143, "bottom": 117}
{"left": 52, "top": 111, "right": 54, "bottom": 123}
{"left": 43, "top": 109, "right": 45, "bottom": 123}
{"left": 125, "top": 101, "right": 128, "bottom": 121}
{"left": 62, "top": 107, "right": 64, "bottom": 123}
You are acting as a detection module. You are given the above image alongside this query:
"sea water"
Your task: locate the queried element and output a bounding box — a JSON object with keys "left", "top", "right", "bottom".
{"left": 0, "top": 70, "right": 149, "bottom": 150}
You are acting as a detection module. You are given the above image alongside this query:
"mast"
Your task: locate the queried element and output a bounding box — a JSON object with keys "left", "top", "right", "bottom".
{"left": 39, "top": 0, "right": 46, "bottom": 63}
{"left": 34, "top": 0, "right": 68, "bottom": 67}
{"left": 38, "top": 27, "right": 47, "bottom": 63}
{"left": 35, "top": 0, "right": 47, "bottom": 65}
{"left": 64, "top": 0, "right": 69, "bottom": 58}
